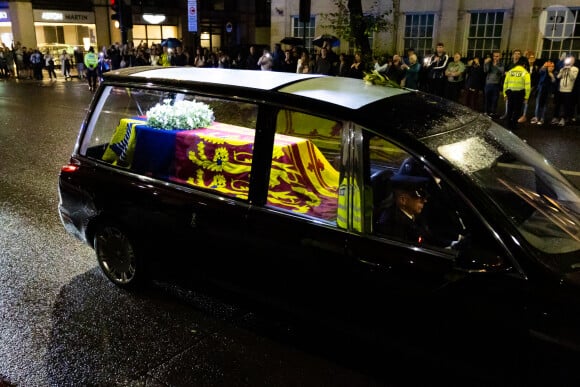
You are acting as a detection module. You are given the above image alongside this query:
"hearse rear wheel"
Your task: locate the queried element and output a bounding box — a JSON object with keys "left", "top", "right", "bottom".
{"left": 94, "top": 223, "right": 144, "bottom": 290}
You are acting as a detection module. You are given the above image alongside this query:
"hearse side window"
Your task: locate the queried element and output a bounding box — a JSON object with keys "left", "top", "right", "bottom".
{"left": 367, "top": 134, "right": 467, "bottom": 250}
{"left": 265, "top": 109, "right": 342, "bottom": 224}
{"left": 82, "top": 85, "right": 259, "bottom": 201}
{"left": 366, "top": 135, "right": 411, "bottom": 232}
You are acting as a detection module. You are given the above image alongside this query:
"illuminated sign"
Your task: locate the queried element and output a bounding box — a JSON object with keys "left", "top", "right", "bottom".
{"left": 34, "top": 10, "right": 95, "bottom": 24}
{"left": 143, "top": 14, "right": 166, "bottom": 24}
{"left": 188, "top": 0, "right": 198, "bottom": 32}
{"left": 64, "top": 14, "right": 89, "bottom": 21}
{"left": 0, "top": 11, "right": 8, "bottom": 20}
{"left": 41, "top": 12, "right": 63, "bottom": 21}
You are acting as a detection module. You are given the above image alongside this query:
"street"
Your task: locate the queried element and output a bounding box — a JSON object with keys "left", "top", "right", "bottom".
{"left": 0, "top": 77, "right": 579, "bottom": 386}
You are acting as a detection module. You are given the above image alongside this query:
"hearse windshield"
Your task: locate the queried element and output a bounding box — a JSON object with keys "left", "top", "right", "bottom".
{"left": 423, "top": 116, "right": 580, "bottom": 274}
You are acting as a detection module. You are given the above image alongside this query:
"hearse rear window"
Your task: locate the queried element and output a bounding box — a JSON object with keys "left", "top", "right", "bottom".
{"left": 82, "top": 86, "right": 259, "bottom": 200}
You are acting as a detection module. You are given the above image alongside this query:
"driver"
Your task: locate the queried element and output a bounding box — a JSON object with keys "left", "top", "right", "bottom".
{"left": 376, "top": 173, "right": 436, "bottom": 244}
{"left": 376, "top": 158, "right": 465, "bottom": 248}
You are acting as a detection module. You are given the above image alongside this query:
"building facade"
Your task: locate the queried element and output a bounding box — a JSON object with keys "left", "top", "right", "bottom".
{"left": 4, "top": 0, "right": 183, "bottom": 51}
{"left": 2, "top": 0, "right": 579, "bottom": 62}
{"left": 270, "top": 0, "right": 580, "bottom": 61}
{"left": 3, "top": 0, "right": 266, "bottom": 53}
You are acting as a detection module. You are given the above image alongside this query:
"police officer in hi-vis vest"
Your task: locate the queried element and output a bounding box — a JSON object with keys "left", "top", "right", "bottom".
{"left": 84, "top": 46, "right": 99, "bottom": 92}
{"left": 502, "top": 57, "right": 531, "bottom": 130}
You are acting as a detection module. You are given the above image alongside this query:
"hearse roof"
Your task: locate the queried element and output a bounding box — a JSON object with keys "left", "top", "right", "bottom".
{"left": 109, "top": 67, "right": 409, "bottom": 110}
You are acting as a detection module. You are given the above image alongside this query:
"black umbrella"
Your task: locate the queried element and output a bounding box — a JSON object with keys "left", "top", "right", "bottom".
{"left": 312, "top": 34, "right": 340, "bottom": 48}
{"left": 280, "top": 37, "right": 304, "bottom": 46}
{"left": 161, "top": 38, "right": 182, "bottom": 48}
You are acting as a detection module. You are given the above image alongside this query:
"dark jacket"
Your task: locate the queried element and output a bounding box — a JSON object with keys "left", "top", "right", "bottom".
{"left": 376, "top": 206, "right": 433, "bottom": 245}
{"left": 537, "top": 67, "right": 557, "bottom": 95}
{"left": 314, "top": 55, "right": 334, "bottom": 75}
{"left": 465, "top": 63, "right": 485, "bottom": 90}
{"left": 386, "top": 63, "right": 405, "bottom": 85}
{"left": 427, "top": 53, "right": 449, "bottom": 79}
{"left": 245, "top": 53, "right": 260, "bottom": 70}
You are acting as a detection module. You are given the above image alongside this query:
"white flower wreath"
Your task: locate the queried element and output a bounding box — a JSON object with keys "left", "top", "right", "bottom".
{"left": 146, "top": 99, "right": 215, "bottom": 130}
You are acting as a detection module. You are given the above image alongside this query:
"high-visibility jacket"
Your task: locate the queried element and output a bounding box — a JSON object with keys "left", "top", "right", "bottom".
{"left": 503, "top": 64, "right": 531, "bottom": 99}
{"left": 337, "top": 178, "right": 362, "bottom": 232}
{"left": 84, "top": 52, "right": 98, "bottom": 70}
{"left": 158, "top": 53, "right": 170, "bottom": 67}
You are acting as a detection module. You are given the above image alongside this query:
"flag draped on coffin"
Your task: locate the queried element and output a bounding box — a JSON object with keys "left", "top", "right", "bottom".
{"left": 102, "top": 118, "right": 146, "bottom": 167}
{"left": 132, "top": 125, "right": 179, "bottom": 176}
{"left": 103, "top": 119, "right": 339, "bottom": 219}
{"left": 173, "top": 123, "right": 339, "bottom": 219}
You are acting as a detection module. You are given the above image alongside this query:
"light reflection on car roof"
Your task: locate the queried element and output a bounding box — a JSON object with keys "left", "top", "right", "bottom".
{"left": 122, "top": 67, "right": 410, "bottom": 110}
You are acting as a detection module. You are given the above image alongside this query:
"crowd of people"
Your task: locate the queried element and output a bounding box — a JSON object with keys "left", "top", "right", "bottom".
{"left": 2, "top": 39, "right": 578, "bottom": 126}
{"left": 387, "top": 42, "right": 580, "bottom": 130}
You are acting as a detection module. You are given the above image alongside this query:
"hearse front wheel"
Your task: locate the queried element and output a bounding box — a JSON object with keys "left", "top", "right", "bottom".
{"left": 94, "top": 223, "right": 144, "bottom": 290}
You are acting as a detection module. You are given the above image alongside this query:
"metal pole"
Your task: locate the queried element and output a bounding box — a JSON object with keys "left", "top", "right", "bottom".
{"left": 121, "top": 26, "right": 128, "bottom": 45}
{"left": 302, "top": 22, "right": 306, "bottom": 52}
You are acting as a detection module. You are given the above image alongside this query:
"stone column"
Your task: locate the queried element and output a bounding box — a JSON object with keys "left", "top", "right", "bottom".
{"left": 8, "top": 1, "right": 36, "bottom": 49}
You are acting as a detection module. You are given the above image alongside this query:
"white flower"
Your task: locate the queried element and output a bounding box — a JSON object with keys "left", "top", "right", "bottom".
{"left": 146, "top": 99, "right": 214, "bottom": 130}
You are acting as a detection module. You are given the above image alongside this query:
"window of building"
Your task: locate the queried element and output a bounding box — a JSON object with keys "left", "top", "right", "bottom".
{"left": 466, "top": 12, "right": 504, "bottom": 59}
{"left": 404, "top": 13, "right": 435, "bottom": 59}
{"left": 132, "top": 24, "right": 178, "bottom": 47}
{"left": 292, "top": 16, "right": 315, "bottom": 53}
{"left": 42, "top": 26, "right": 64, "bottom": 43}
{"left": 540, "top": 8, "right": 580, "bottom": 61}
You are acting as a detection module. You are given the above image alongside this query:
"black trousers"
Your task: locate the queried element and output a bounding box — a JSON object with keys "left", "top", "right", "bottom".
{"left": 429, "top": 77, "right": 446, "bottom": 97}
{"left": 506, "top": 89, "right": 525, "bottom": 130}
{"left": 86, "top": 69, "right": 97, "bottom": 89}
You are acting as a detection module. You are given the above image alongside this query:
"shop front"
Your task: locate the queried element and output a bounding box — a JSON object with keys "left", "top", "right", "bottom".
{"left": 0, "top": 8, "right": 12, "bottom": 47}
{"left": 34, "top": 9, "right": 96, "bottom": 54}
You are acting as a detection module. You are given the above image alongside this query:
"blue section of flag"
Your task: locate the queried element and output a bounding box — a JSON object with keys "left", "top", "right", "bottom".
{"left": 132, "top": 125, "right": 179, "bottom": 176}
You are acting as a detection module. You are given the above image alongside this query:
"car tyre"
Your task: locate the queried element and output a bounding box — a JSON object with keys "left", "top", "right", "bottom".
{"left": 94, "top": 223, "right": 146, "bottom": 290}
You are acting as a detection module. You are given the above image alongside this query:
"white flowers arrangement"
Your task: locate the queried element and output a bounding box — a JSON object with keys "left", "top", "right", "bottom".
{"left": 146, "top": 99, "right": 215, "bottom": 130}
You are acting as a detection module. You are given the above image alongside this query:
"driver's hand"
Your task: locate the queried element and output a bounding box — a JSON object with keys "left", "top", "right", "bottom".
{"left": 449, "top": 234, "right": 464, "bottom": 249}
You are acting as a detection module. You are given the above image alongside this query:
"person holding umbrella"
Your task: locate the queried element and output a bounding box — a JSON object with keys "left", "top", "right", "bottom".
{"left": 322, "top": 41, "right": 338, "bottom": 72}
{"left": 313, "top": 47, "right": 334, "bottom": 75}
{"left": 312, "top": 35, "right": 339, "bottom": 75}
{"left": 272, "top": 43, "right": 284, "bottom": 71}
{"left": 158, "top": 45, "right": 171, "bottom": 67}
